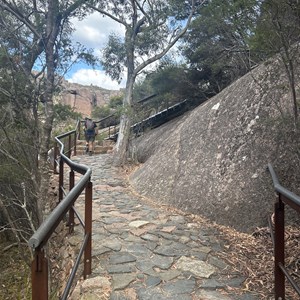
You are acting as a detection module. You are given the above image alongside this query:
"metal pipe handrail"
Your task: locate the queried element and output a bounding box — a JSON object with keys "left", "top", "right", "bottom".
{"left": 80, "top": 114, "right": 116, "bottom": 126}
{"left": 267, "top": 215, "right": 275, "bottom": 247}
{"left": 28, "top": 169, "right": 90, "bottom": 249}
{"left": 29, "top": 121, "right": 93, "bottom": 300}
{"left": 268, "top": 163, "right": 300, "bottom": 207}
{"left": 29, "top": 133, "right": 90, "bottom": 248}
{"left": 73, "top": 206, "right": 85, "bottom": 227}
{"left": 279, "top": 263, "right": 300, "bottom": 295}
{"left": 136, "top": 93, "right": 157, "bottom": 104}
{"left": 268, "top": 163, "right": 300, "bottom": 299}
{"left": 61, "top": 233, "right": 90, "bottom": 300}
{"left": 267, "top": 163, "right": 280, "bottom": 186}
{"left": 56, "top": 129, "right": 77, "bottom": 140}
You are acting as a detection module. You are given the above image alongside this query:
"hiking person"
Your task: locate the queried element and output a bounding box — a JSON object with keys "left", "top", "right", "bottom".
{"left": 84, "top": 117, "right": 97, "bottom": 155}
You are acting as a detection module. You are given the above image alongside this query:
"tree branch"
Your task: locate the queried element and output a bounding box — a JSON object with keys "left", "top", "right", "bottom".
{"left": 135, "top": 0, "right": 152, "bottom": 24}
{"left": 2, "top": 243, "right": 18, "bottom": 253}
{"left": 134, "top": 16, "right": 146, "bottom": 35}
{"left": 0, "top": 146, "right": 38, "bottom": 190}
{"left": 135, "top": 0, "right": 197, "bottom": 76}
{"left": 0, "top": 0, "right": 42, "bottom": 39}
{"left": 61, "top": 0, "right": 89, "bottom": 19}
{"left": 86, "top": 3, "right": 128, "bottom": 27}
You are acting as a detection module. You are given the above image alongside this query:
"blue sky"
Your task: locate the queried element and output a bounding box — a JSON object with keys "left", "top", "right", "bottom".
{"left": 67, "top": 11, "right": 183, "bottom": 91}
{"left": 67, "top": 13, "right": 126, "bottom": 90}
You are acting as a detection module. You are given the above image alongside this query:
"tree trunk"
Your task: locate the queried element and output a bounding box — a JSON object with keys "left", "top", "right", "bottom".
{"left": 113, "top": 113, "right": 132, "bottom": 166}
{"left": 37, "top": 0, "right": 58, "bottom": 221}
{"left": 113, "top": 73, "right": 135, "bottom": 166}
{"left": 108, "top": 0, "right": 195, "bottom": 166}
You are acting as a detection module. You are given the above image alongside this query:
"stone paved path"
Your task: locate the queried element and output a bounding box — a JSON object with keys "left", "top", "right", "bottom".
{"left": 70, "top": 154, "right": 259, "bottom": 300}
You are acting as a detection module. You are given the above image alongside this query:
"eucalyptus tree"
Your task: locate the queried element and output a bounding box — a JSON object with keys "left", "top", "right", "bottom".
{"left": 86, "top": 0, "right": 198, "bottom": 166}
{"left": 182, "top": 0, "right": 261, "bottom": 96}
{"left": 149, "top": 61, "right": 203, "bottom": 104}
{"left": 252, "top": 0, "right": 300, "bottom": 122}
{"left": 0, "top": 0, "right": 89, "bottom": 243}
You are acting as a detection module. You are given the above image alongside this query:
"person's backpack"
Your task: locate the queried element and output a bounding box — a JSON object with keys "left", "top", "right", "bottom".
{"left": 85, "top": 119, "right": 94, "bottom": 130}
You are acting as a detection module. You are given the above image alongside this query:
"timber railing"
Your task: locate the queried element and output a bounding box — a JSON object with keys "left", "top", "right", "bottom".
{"left": 268, "top": 164, "right": 300, "bottom": 299}
{"left": 28, "top": 120, "right": 93, "bottom": 300}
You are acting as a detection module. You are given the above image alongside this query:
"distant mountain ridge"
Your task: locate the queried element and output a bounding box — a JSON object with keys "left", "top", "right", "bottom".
{"left": 55, "top": 79, "right": 123, "bottom": 117}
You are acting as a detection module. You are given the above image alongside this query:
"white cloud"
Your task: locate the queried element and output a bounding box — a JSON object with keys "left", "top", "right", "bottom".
{"left": 71, "top": 13, "right": 125, "bottom": 49}
{"left": 69, "top": 14, "right": 126, "bottom": 88}
{"left": 67, "top": 69, "right": 126, "bottom": 90}
{"left": 69, "top": 13, "right": 182, "bottom": 89}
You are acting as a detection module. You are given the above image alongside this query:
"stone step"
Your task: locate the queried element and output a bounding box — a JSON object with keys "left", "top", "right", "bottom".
{"left": 77, "top": 139, "right": 115, "bottom": 147}
{"left": 77, "top": 146, "right": 114, "bottom": 155}
{"left": 76, "top": 140, "right": 114, "bottom": 155}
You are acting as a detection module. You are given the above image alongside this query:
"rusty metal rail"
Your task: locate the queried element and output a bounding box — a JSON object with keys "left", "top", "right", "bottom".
{"left": 268, "top": 164, "right": 300, "bottom": 299}
{"left": 28, "top": 120, "right": 92, "bottom": 300}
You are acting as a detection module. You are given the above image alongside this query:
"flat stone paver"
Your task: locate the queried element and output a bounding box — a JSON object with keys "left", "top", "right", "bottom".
{"left": 70, "top": 154, "right": 259, "bottom": 300}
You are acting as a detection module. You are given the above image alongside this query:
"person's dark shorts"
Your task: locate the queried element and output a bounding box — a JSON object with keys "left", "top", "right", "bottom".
{"left": 85, "top": 130, "right": 95, "bottom": 142}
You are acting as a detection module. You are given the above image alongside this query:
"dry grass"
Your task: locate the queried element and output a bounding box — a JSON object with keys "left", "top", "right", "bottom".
{"left": 210, "top": 221, "right": 300, "bottom": 299}
{"left": 0, "top": 242, "right": 31, "bottom": 300}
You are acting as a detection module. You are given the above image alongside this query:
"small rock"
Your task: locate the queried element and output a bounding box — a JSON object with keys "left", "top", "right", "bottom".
{"left": 112, "top": 274, "right": 136, "bottom": 290}
{"left": 175, "top": 256, "right": 215, "bottom": 278}
{"left": 129, "top": 220, "right": 150, "bottom": 228}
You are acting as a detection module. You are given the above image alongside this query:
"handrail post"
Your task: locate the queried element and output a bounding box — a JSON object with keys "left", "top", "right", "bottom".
{"left": 59, "top": 159, "right": 64, "bottom": 202}
{"left": 78, "top": 120, "right": 81, "bottom": 140}
{"left": 274, "top": 195, "right": 285, "bottom": 299}
{"left": 30, "top": 121, "right": 94, "bottom": 300}
{"left": 68, "top": 135, "right": 72, "bottom": 158}
{"left": 84, "top": 180, "right": 92, "bottom": 278}
{"left": 74, "top": 131, "right": 77, "bottom": 156}
{"left": 31, "top": 248, "right": 48, "bottom": 300}
{"left": 54, "top": 143, "right": 59, "bottom": 174}
{"left": 68, "top": 170, "right": 75, "bottom": 234}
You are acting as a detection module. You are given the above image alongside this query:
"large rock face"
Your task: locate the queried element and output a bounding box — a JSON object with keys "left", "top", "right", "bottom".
{"left": 130, "top": 57, "right": 300, "bottom": 233}
{"left": 56, "top": 80, "right": 122, "bottom": 117}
